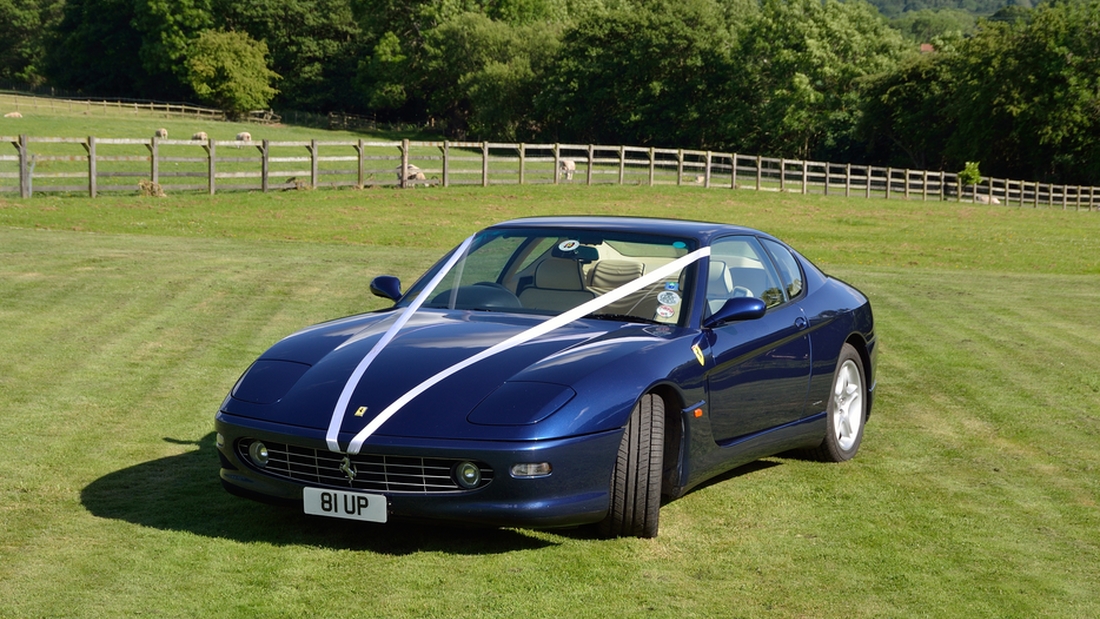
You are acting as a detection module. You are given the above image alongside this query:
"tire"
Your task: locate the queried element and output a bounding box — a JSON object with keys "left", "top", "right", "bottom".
{"left": 599, "top": 393, "right": 665, "bottom": 538}
{"left": 808, "top": 343, "right": 866, "bottom": 462}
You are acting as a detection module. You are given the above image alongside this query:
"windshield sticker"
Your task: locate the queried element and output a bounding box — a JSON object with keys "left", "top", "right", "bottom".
{"left": 657, "top": 291, "right": 680, "bottom": 306}
{"left": 656, "top": 305, "right": 676, "bottom": 319}
{"left": 558, "top": 240, "right": 580, "bottom": 252}
{"left": 664, "top": 282, "right": 679, "bottom": 291}
{"left": 673, "top": 241, "right": 687, "bottom": 249}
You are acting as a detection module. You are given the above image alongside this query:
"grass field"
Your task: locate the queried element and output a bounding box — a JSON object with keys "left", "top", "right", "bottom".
{"left": 2, "top": 139, "right": 1100, "bottom": 617}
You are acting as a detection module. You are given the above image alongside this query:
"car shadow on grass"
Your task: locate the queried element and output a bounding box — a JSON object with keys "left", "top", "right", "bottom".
{"left": 80, "top": 432, "right": 558, "bottom": 554}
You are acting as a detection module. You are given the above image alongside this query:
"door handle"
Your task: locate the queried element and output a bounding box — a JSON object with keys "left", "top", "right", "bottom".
{"left": 794, "top": 316, "right": 808, "bottom": 330}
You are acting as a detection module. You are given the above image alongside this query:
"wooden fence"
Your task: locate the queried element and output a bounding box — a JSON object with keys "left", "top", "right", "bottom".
{"left": 1, "top": 134, "right": 1097, "bottom": 210}
{"left": 0, "top": 93, "right": 227, "bottom": 121}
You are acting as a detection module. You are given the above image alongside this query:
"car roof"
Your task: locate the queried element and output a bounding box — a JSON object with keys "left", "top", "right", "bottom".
{"left": 490, "top": 216, "right": 771, "bottom": 246}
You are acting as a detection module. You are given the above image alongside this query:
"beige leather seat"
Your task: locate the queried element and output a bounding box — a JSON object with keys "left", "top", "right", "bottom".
{"left": 587, "top": 260, "right": 651, "bottom": 316}
{"left": 518, "top": 258, "right": 595, "bottom": 312}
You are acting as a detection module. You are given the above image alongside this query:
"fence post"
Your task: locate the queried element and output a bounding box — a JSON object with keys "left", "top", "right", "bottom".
{"left": 518, "top": 143, "right": 525, "bottom": 185}
{"left": 801, "top": 160, "right": 807, "bottom": 194}
{"left": 779, "top": 159, "right": 785, "bottom": 192}
{"left": 261, "top": 140, "right": 270, "bottom": 192}
{"left": 677, "top": 149, "right": 684, "bottom": 186}
{"left": 618, "top": 146, "right": 625, "bottom": 184}
{"left": 885, "top": 167, "right": 893, "bottom": 200}
{"left": 442, "top": 141, "right": 450, "bottom": 187}
{"left": 922, "top": 170, "right": 928, "bottom": 201}
{"left": 586, "top": 144, "right": 594, "bottom": 185}
{"left": 206, "top": 138, "right": 216, "bottom": 195}
{"left": 84, "top": 136, "right": 96, "bottom": 198}
{"left": 16, "top": 135, "right": 29, "bottom": 198}
{"left": 400, "top": 139, "right": 409, "bottom": 189}
{"left": 648, "top": 148, "right": 655, "bottom": 187}
{"left": 148, "top": 137, "right": 159, "bottom": 186}
{"left": 730, "top": 153, "right": 738, "bottom": 189}
{"left": 354, "top": 139, "right": 363, "bottom": 189}
{"left": 845, "top": 163, "right": 851, "bottom": 197}
{"left": 553, "top": 144, "right": 560, "bottom": 185}
{"left": 310, "top": 139, "right": 319, "bottom": 189}
{"left": 823, "top": 163, "right": 829, "bottom": 196}
{"left": 865, "top": 167, "right": 871, "bottom": 199}
{"left": 479, "top": 141, "right": 488, "bottom": 188}
{"left": 756, "top": 156, "right": 762, "bottom": 191}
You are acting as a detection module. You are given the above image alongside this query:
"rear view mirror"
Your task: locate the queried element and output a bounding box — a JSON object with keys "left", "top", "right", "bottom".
{"left": 370, "top": 275, "right": 402, "bottom": 302}
{"left": 703, "top": 296, "right": 766, "bottom": 329}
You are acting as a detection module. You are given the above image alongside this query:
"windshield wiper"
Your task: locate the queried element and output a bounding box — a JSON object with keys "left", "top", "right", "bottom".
{"left": 584, "top": 313, "right": 662, "bottom": 325}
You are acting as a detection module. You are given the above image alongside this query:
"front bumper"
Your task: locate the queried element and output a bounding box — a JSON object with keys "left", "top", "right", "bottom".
{"left": 216, "top": 412, "right": 622, "bottom": 529}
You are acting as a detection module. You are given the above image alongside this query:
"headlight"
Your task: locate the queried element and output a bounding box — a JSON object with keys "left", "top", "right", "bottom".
{"left": 248, "top": 441, "right": 270, "bottom": 468}
{"left": 453, "top": 461, "right": 482, "bottom": 489}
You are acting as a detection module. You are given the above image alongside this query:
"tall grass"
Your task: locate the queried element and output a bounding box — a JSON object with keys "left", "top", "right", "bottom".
{"left": 1, "top": 168, "right": 1099, "bottom": 617}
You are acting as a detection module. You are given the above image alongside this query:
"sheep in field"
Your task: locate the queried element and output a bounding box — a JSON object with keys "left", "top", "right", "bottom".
{"left": 154, "top": 128, "right": 168, "bottom": 138}
{"left": 236, "top": 131, "right": 251, "bottom": 142}
{"left": 396, "top": 164, "right": 426, "bottom": 182}
{"left": 192, "top": 131, "right": 208, "bottom": 141}
{"left": 4, "top": 111, "right": 23, "bottom": 118}
{"left": 558, "top": 159, "right": 576, "bottom": 181}
{"left": 975, "top": 194, "right": 1001, "bottom": 204}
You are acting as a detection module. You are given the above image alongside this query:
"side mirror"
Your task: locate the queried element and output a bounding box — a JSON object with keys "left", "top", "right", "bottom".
{"left": 702, "top": 296, "right": 766, "bottom": 329}
{"left": 370, "top": 275, "right": 402, "bottom": 302}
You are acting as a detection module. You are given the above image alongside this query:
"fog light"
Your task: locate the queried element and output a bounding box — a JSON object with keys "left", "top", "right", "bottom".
{"left": 453, "top": 461, "right": 482, "bottom": 489}
{"left": 248, "top": 441, "right": 269, "bottom": 468}
{"left": 216, "top": 433, "right": 225, "bottom": 449}
{"left": 510, "top": 462, "right": 551, "bottom": 478}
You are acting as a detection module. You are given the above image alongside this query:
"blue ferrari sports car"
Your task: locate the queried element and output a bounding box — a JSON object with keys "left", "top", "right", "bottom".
{"left": 216, "top": 216, "right": 876, "bottom": 537}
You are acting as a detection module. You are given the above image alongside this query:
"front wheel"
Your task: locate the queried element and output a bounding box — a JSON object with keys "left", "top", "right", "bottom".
{"left": 808, "top": 343, "right": 866, "bottom": 462}
{"left": 599, "top": 393, "right": 664, "bottom": 538}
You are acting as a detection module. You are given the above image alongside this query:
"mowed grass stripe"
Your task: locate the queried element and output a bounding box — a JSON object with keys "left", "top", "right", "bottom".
{"left": 1, "top": 190, "right": 1099, "bottom": 617}
{"left": 824, "top": 268, "right": 1099, "bottom": 615}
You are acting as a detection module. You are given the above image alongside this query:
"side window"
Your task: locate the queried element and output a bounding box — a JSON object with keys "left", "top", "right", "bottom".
{"left": 760, "top": 239, "right": 804, "bottom": 300}
{"left": 707, "top": 237, "right": 786, "bottom": 312}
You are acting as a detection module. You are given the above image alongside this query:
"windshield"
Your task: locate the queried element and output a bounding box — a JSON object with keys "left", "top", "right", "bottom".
{"left": 399, "top": 227, "right": 698, "bottom": 325}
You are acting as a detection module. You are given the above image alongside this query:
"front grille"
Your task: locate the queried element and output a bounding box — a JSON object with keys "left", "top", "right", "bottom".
{"left": 236, "top": 439, "right": 493, "bottom": 493}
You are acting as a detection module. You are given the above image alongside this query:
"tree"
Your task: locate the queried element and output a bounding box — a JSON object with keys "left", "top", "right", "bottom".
{"left": 46, "top": 0, "right": 148, "bottom": 96}
{"left": 132, "top": 0, "right": 213, "bottom": 84}
{"left": 728, "top": 0, "right": 907, "bottom": 161}
{"left": 889, "top": 8, "right": 977, "bottom": 42}
{"left": 0, "top": 0, "right": 64, "bottom": 86}
{"left": 419, "top": 11, "right": 560, "bottom": 139}
{"left": 945, "top": 0, "right": 1100, "bottom": 183}
{"left": 858, "top": 50, "right": 958, "bottom": 170}
{"left": 213, "top": 0, "right": 363, "bottom": 111}
{"left": 536, "top": 0, "right": 738, "bottom": 147}
{"left": 183, "top": 29, "right": 279, "bottom": 114}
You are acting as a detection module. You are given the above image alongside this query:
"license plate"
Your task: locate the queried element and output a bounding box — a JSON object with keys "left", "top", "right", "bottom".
{"left": 303, "top": 487, "right": 387, "bottom": 523}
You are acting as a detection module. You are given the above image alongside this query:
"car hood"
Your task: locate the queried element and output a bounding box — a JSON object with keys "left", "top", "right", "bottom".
{"left": 223, "top": 309, "right": 688, "bottom": 441}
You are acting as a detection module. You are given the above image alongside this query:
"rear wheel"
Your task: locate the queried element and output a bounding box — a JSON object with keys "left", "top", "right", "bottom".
{"left": 808, "top": 343, "right": 866, "bottom": 462}
{"left": 600, "top": 393, "right": 664, "bottom": 538}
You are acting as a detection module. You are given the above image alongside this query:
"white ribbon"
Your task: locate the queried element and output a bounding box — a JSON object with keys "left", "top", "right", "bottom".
{"left": 325, "top": 234, "right": 475, "bottom": 452}
{"left": 341, "top": 246, "right": 711, "bottom": 455}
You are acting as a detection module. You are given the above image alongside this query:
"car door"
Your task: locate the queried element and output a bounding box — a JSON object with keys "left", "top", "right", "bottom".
{"left": 703, "top": 236, "right": 811, "bottom": 444}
